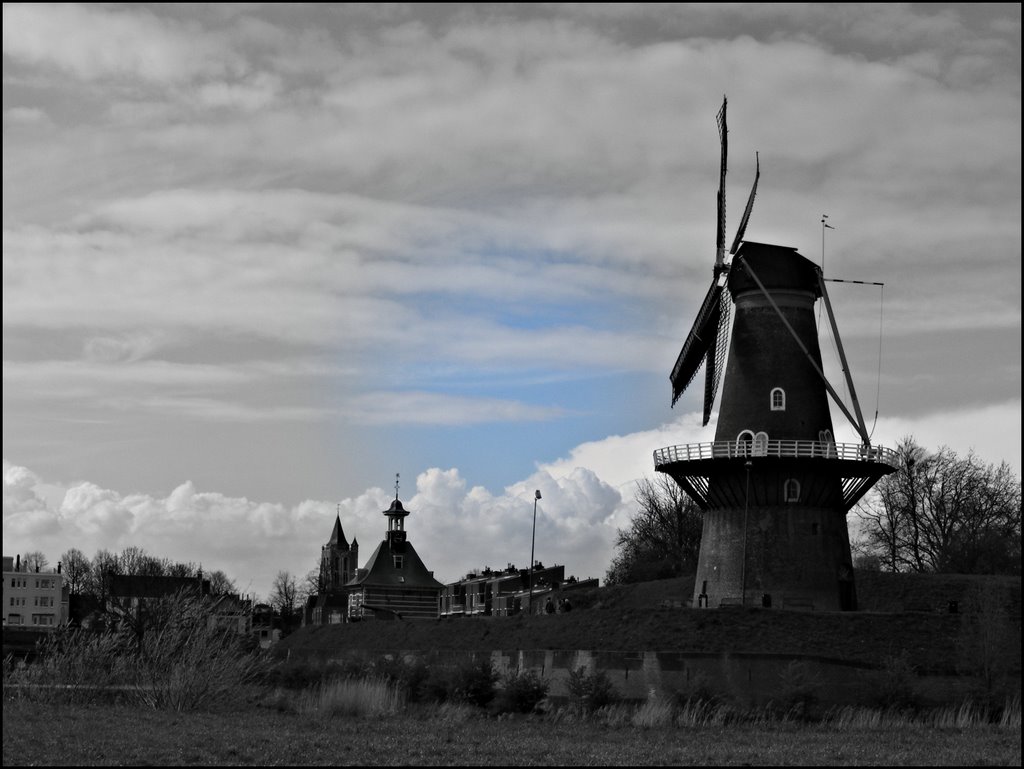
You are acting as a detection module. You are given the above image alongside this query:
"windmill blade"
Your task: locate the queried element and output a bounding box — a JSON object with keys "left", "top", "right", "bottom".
{"left": 701, "top": 288, "right": 732, "bottom": 425}
{"left": 714, "top": 97, "right": 728, "bottom": 271}
{"left": 729, "top": 152, "right": 759, "bottom": 255}
{"left": 670, "top": 277, "right": 723, "bottom": 407}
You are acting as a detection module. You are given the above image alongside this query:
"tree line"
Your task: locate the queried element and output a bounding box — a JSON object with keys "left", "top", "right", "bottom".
{"left": 608, "top": 436, "right": 1021, "bottom": 583}
{"left": 17, "top": 546, "right": 238, "bottom": 600}
{"left": 854, "top": 437, "right": 1021, "bottom": 575}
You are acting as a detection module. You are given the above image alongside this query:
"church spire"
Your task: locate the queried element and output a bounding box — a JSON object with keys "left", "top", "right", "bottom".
{"left": 327, "top": 504, "right": 349, "bottom": 548}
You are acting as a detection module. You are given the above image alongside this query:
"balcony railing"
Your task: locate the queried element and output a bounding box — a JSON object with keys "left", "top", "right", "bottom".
{"left": 654, "top": 440, "right": 897, "bottom": 467}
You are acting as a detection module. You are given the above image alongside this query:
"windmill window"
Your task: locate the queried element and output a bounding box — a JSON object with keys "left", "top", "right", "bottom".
{"left": 771, "top": 388, "right": 786, "bottom": 411}
{"left": 784, "top": 479, "right": 801, "bottom": 503}
{"left": 393, "top": 555, "right": 404, "bottom": 570}
{"left": 753, "top": 431, "right": 769, "bottom": 456}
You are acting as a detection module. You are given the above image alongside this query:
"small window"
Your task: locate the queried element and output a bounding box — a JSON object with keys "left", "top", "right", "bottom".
{"left": 810, "top": 522, "right": 820, "bottom": 535}
{"left": 393, "top": 555, "right": 404, "bottom": 570}
{"left": 785, "top": 479, "right": 801, "bottom": 503}
{"left": 771, "top": 388, "right": 786, "bottom": 411}
{"left": 753, "top": 432, "right": 769, "bottom": 456}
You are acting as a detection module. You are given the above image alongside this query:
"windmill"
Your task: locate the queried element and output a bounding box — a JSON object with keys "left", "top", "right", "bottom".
{"left": 655, "top": 97, "right": 896, "bottom": 611}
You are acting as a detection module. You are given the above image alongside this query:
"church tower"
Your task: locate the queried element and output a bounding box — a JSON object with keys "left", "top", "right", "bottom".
{"left": 319, "top": 509, "right": 358, "bottom": 592}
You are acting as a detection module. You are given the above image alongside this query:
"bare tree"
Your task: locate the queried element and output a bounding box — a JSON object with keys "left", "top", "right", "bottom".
{"left": 856, "top": 437, "right": 1021, "bottom": 574}
{"left": 299, "top": 568, "right": 321, "bottom": 605}
{"left": 207, "top": 569, "right": 237, "bottom": 596}
{"left": 269, "top": 571, "right": 299, "bottom": 624}
{"left": 59, "top": 548, "right": 91, "bottom": 594}
{"left": 606, "top": 475, "right": 703, "bottom": 585}
{"left": 21, "top": 550, "right": 49, "bottom": 572}
{"left": 88, "top": 549, "right": 121, "bottom": 603}
{"left": 165, "top": 561, "right": 198, "bottom": 578}
{"left": 118, "top": 545, "right": 166, "bottom": 577}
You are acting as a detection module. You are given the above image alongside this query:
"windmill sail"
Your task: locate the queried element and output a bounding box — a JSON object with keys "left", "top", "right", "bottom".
{"left": 729, "top": 153, "right": 759, "bottom": 255}
{"left": 670, "top": 278, "right": 723, "bottom": 407}
{"left": 714, "top": 98, "right": 728, "bottom": 271}
{"left": 670, "top": 96, "right": 754, "bottom": 425}
{"left": 701, "top": 288, "right": 732, "bottom": 424}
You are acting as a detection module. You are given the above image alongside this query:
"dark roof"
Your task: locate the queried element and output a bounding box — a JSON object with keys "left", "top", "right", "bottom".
{"left": 107, "top": 574, "right": 209, "bottom": 599}
{"left": 327, "top": 514, "right": 349, "bottom": 548}
{"left": 729, "top": 241, "right": 821, "bottom": 298}
{"left": 385, "top": 498, "right": 409, "bottom": 517}
{"left": 347, "top": 539, "right": 444, "bottom": 590}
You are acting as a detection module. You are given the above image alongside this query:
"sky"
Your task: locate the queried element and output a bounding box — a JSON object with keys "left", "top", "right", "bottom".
{"left": 3, "top": 3, "right": 1020, "bottom": 601}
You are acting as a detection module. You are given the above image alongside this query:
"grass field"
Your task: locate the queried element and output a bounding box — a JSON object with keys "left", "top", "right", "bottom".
{"left": 3, "top": 573, "right": 1019, "bottom": 766}
{"left": 3, "top": 696, "right": 1021, "bottom": 766}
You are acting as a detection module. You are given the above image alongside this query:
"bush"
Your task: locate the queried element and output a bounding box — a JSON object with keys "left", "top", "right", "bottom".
{"left": 778, "top": 660, "right": 822, "bottom": 719}
{"left": 367, "top": 655, "right": 431, "bottom": 703}
{"left": 565, "top": 666, "right": 617, "bottom": 713}
{"left": 495, "top": 669, "right": 549, "bottom": 714}
{"left": 420, "top": 657, "right": 497, "bottom": 708}
{"left": 7, "top": 592, "right": 268, "bottom": 711}
{"left": 872, "top": 651, "right": 921, "bottom": 711}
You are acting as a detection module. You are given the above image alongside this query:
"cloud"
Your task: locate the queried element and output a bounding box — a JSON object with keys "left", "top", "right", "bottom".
{"left": 3, "top": 5, "right": 1019, "bottom": 592}
{"left": 2, "top": 4, "right": 241, "bottom": 83}
{"left": 4, "top": 397, "right": 1020, "bottom": 600}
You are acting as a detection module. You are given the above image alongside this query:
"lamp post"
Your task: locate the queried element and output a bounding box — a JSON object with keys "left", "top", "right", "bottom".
{"left": 741, "top": 461, "right": 752, "bottom": 607}
{"left": 527, "top": 489, "right": 541, "bottom": 614}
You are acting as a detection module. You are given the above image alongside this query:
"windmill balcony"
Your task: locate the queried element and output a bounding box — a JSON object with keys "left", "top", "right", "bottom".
{"left": 654, "top": 439, "right": 896, "bottom": 467}
{"left": 654, "top": 439, "right": 897, "bottom": 512}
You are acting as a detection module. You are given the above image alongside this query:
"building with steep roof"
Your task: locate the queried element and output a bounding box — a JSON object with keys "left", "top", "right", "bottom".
{"left": 320, "top": 511, "right": 359, "bottom": 593}
{"left": 346, "top": 497, "right": 444, "bottom": 621}
{"left": 307, "top": 510, "right": 359, "bottom": 625}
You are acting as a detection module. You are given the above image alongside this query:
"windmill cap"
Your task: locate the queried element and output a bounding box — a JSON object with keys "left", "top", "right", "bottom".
{"left": 729, "top": 241, "right": 821, "bottom": 297}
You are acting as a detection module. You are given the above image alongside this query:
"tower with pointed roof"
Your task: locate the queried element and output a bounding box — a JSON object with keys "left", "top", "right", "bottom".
{"left": 319, "top": 508, "right": 359, "bottom": 593}
{"left": 305, "top": 508, "right": 360, "bottom": 625}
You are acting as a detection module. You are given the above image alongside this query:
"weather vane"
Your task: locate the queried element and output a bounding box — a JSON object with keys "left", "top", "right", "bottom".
{"left": 395, "top": 473, "right": 400, "bottom": 500}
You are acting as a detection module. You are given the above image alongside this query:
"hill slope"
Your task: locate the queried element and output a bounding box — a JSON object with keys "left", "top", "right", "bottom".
{"left": 278, "top": 572, "right": 1021, "bottom": 674}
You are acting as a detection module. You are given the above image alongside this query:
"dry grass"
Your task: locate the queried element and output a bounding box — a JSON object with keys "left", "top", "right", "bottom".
{"left": 4, "top": 695, "right": 1020, "bottom": 766}
{"left": 285, "top": 677, "right": 405, "bottom": 718}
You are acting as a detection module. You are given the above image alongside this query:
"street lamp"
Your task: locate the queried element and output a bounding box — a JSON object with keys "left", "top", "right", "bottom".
{"left": 528, "top": 489, "right": 541, "bottom": 614}
{"left": 741, "top": 461, "right": 752, "bottom": 607}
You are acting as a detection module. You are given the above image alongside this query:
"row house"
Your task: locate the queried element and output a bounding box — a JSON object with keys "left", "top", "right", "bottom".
{"left": 440, "top": 562, "right": 598, "bottom": 617}
{"left": 3, "top": 554, "right": 69, "bottom": 629}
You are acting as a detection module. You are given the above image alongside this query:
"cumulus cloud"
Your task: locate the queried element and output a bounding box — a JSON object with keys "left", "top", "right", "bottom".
{"left": 2, "top": 451, "right": 630, "bottom": 599}
{"left": 4, "top": 396, "right": 1020, "bottom": 599}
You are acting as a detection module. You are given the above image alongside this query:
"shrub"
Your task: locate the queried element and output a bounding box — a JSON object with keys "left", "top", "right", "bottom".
{"left": 495, "top": 669, "right": 549, "bottom": 714}
{"left": 673, "top": 670, "right": 719, "bottom": 707}
{"left": 872, "top": 651, "right": 921, "bottom": 711}
{"left": 777, "top": 660, "right": 822, "bottom": 719}
{"left": 420, "top": 657, "right": 497, "bottom": 708}
{"left": 7, "top": 591, "right": 268, "bottom": 711}
{"left": 367, "top": 655, "right": 430, "bottom": 703}
{"left": 565, "top": 666, "right": 617, "bottom": 714}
